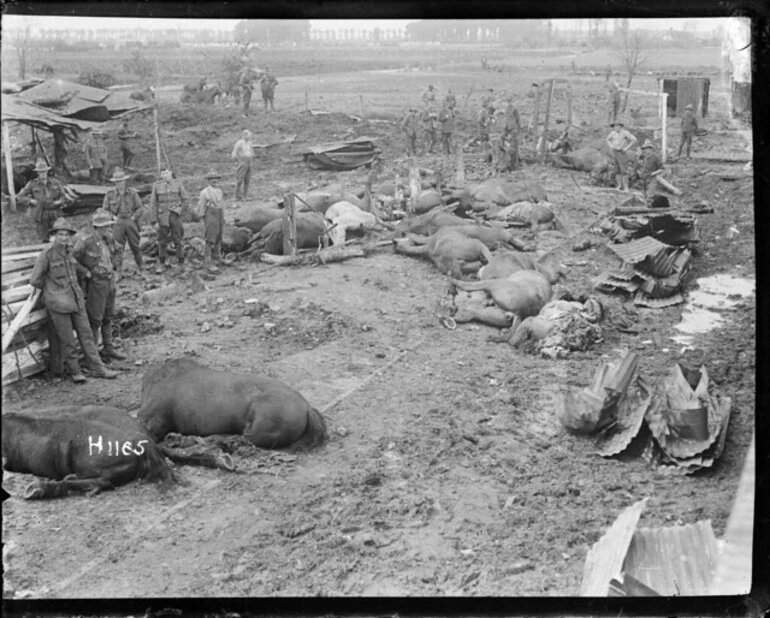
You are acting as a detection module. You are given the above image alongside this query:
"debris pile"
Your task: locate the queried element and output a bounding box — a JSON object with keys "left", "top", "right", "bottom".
{"left": 114, "top": 305, "right": 163, "bottom": 338}
{"left": 559, "top": 350, "right": 731, "bottom": 474}
{"left": 594, "top": 236, "right": 693, "bottom": 307}
{"left": 594, "top": 211, "right": 699, "bottom": 245}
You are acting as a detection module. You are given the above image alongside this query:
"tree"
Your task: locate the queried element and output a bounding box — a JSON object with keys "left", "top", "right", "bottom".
{"left": 13, "top": 23, "right": 33, "bottom": 80}
{"left": 612, "top": 28, "right": 650, "bottom": 112}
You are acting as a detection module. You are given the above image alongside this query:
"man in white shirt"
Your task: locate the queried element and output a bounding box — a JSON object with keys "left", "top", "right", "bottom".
{"left": 605, "top": 119, "right": 638, "bottom": 192}
{"left": 231, "top": 130, "right": 253, "bottom": 201}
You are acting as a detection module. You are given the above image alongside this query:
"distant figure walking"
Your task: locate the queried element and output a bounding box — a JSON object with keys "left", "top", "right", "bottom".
{"left": 677, "top": 104, "right": 699, "bottom": 160}
{"left": 84, "top": 128, "right": 109, "bottom": 184}
{"left": 117, "top": 120, "right": 139, "bottom": 169}
{"left": 401, "top": 108, "right": 420, "bottom": 156}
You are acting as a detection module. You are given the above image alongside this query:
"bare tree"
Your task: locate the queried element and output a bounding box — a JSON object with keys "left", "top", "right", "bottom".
{"left": 613, "top": 28, "right": 650, "bottom": 113}
{"left": 13, "top": 22, "right": 34, "bottom": 80}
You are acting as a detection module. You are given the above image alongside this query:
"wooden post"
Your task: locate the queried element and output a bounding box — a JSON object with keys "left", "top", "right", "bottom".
{"left": 661, "top": 93, "right": 668, "bottom": 164}
{"left": 34, "top": 130, "right": 51, "bottom": 168}
{"left": 282, "top": 193, "right": 297, "bottom": 256}
{"left": 359, "top": 95, "right": 364, "bottom": 119}
{"left": 30, "top": 127, "right": 37, "bottom": 158}
{"left": 3, "top": 121, "right": 17, "bottom": 212}
{"left": 540, "top": 79, "right": 555, "bottom": 164}
{"left": 305, "top": 90, "right": 309, "bottom": 112}
{"left": 1, "top": 288, "right": 41, "bottom": 354}
{"left": 455, "top": 144, "right": 465, "bottom": 185}
{"left": 566, "top": 81, "right": 573, "bottom": 125}
{"left": 153, "top": 104, "right": 162, "bottom": 172}
{"left": 531, "top": 83, "right": 541, "bottom": 134}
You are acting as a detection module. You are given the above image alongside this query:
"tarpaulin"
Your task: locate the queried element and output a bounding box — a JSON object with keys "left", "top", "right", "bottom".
{"left": 300, "top": 137, "right": 381, "bottom": 171}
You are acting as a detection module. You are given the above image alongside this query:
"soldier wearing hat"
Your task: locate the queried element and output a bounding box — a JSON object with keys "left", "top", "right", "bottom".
{"left": 260, "top": 66, "right": 278, "bottom": 113}
{"left": 150, "top": 169, "right": 190, "bottom": 274}
{"left": 445, "top": 88, "right": 457, "bottom": 111}
{"left": 422, "top": 84, "right": 436, "bottom": 106}
{"left": 501, "top": 99, "right": 522, "bottom": 169}
{"left": 231, "top": 129, "right": 254, "bottom": 201}
{"left": 638, "top": 139, "right": 668, "bottom": 201}
{"left": 29, "top": 218, "right": 118, "bottom": 382}
{"left": 197, "top": 170, "right": 226, "bottom": 272}
{"left": 400, "top": 107, "right": 420, "bottom": 156}
{"left": 421, "top": 104, "right": 439, "bottom": 154}
{"left": 73, "top": 210, "right": 127, "bottom": 361}
{"left": 476, "top": 106, "right": 491, "bottom": 145}
{"left": 83, "top": 127, "right": 109, "bottom": 184}
{"left": 102, "top": 167, "right": 145, "bottom": 279}
{"left": 677, "top": 103, "right": 699, "bottom": 160}
{"left": 116, "top": 119, "right": 139, "bottom": 169}
{"left": 15, "top": 158, "right": 71, "bottom": 242}
{"left": 606, "top": 118, "right": 638, "bottom": 192}
{"left": 438, "top": 101, "right": 456, "bottom": 155}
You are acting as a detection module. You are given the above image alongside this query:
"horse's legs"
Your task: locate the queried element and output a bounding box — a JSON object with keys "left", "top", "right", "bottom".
{"left": 24, "top": 476, "right": 112, "bottom": 499}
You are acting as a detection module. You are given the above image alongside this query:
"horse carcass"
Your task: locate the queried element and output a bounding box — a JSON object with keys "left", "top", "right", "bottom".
{"left": 552, "top": 147, "right": 611, "bottom": 183}
{"left": 394, "top": 210, "right": 473, "bottom": 236}
{"left": 234, "top": 206, "right": 286, "bottom": 233}
{"left": 479, "top": 250, "right": 562, "bottom": 283}
{"left": 248, "top": 211, "right": 327, "bottom": 255}
{"left": 452, "top": 270, "right": 553, "bottom": 320}
{"left": 325, "top": 201, "right": 378, "bottom": 246}
{"left": 488, "top": 201, "right": 565, "bottom": 232}
{"left": 1, "top": 406, "right": 175, "bottom": 499}
{"left": 470, "top": 179, "right": 548, "bottom": 206}
{"left": 139, "top": 358, "right": 327, "bottom": 449}
{"left": 394, "top": 227, "right": 494, "bottom": 278}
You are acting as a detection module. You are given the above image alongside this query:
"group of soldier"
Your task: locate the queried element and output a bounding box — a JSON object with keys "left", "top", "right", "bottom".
{"left": 400, "top": 84, "right": 523, "bottom": 173}
{"left": 238, "top": 65, "right": 278, "bottom": 118}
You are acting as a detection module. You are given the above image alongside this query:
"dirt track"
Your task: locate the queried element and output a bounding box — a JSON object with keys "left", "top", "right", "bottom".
{"left": 2, "top": 61, "right": 755, "bottom": 598}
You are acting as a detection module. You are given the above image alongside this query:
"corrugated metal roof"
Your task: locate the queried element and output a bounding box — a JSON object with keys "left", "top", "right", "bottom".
{"left": 18, "top": 79, "right": 110, "bottom": 104}
{"left": 1, "top": 94, "right": 98, "bottom": 130}
{"left": 623, "top": 520, "right": 719, "bottom": 595}
{"left": 633, "top": 291, "right": 684, "bottom": 307}
{"left": 710, "top": 433, "right": 754, "bottom": 594}
{"left": 581, "top": 498, "right": 649, "bottom": 596}
{"left": 609, "top": 236, "right": 670, "bottom": 263}
{"left": 596, "top": 377, "right": 652, "bottom": 457}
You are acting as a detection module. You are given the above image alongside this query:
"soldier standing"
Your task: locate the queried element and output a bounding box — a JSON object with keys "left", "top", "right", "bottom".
{"left": 606, "top": 119, "right": 638, "bottom": 192}
{"left": 422, "top": 84, "right": 436, "bottom": 106}
{"left": 231, "top": 129, "right": 254, "bottom": 201}
{"left": 150, "top": 169, "right": 189, "bottom": 274}
{"left": 116, "top": 120, "right": 139, "bottom": 169}
{"left": 102, "top": 167, "right": 145, "bottom": 280}
{"left": 29, "top": 218, "right": 118, "bottom": 383}
{"left": 15, "top": 158, "right": 71, "bottom": 242}
{"left": 198, "top": 170, "right": 226, "bottom": 272}
{"left": 74, "top": 209, "right": 128, "bottom": 361}
{"left": 607, "top": 82, "right": 622, "bottom": 126}
{"left": 400, "top": 108, "right": 420, "bottom": 156}
{"left": 477, "top": 106, "right": 491, "bottom": 145}
{"left": 239, "top": 66, "right": 256, "bottom": 118}
{"left": 84, "top": 128, "right": 109, "bottom": 184}
{"left": 445, "top": 88, "right": 457, "bottom": 111}
{"left": 438, "top": 103, "right": 455, "bottom": 155}
{"left": 260, "top": 67, "right": 278, "bottom": 112}
{"left": 421, "top": 105, "right": 438, "bottom": 154}
{"left": 501, "top": 100, "right": 522, "bottom": 169}
{"left": 677, "top": 104, "right": 699, "bottom": 160}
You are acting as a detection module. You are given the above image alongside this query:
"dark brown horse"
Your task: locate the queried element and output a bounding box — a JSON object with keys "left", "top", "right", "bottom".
{"left": 139, "top": 359, "right": 327, "bottom": 450}
{"left": 1, "top": 406, "right": 175, "bottom": 499}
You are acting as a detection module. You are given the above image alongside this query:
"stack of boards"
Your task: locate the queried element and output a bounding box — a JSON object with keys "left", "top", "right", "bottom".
{"left": 2, "top": 243, "right": 48, "bottom": 385}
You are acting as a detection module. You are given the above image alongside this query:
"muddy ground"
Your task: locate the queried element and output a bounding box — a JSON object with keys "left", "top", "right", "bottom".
{"left": 1, "top": 60, "right": 756, "bottom": 599}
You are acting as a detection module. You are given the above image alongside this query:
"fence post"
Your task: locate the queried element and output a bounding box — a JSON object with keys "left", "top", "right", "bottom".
{"left": 282, "top": 193, "right": 297, "bottom": 256}
{"left": 661, "top": 93, "right": 668, "bottom": 164}
{"left": 3, "top": 121, "right": 17, "bottom": 212}
{"left": 540, "top": 79, "right": 555, "bottom": 164}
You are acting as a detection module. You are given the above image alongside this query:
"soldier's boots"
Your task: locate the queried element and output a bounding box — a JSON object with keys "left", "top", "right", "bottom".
{"left": 155, "top": 260, "right": 166, "bottom": 275}
{"left": 102, "top": 347, "right": 127, "bottom": 361}
{"left": 71, "top": 373, "right": 87, "bottom": 384}
{"left": 90, "top": 366, "right": 118, "bottom": 379}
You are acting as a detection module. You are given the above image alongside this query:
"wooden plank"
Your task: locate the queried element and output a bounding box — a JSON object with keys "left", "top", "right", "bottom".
{"left": 1, "top": 251, "right": 43, "bottom": 262}
{"left": 282, "top": 193, "right": 297, "bottom": 256}
{"left": 3, "top": 120, "right": 17, "bottom": 212}
{"left": 2, "top": 339, "right": 49, "bottom": 385}
{"left": 2, "top": 309, "right": 47, "bottom": 334}
{"left": 539, "top": 79, "right": 555, "bottom": 164}
{"left": 1, "top": 243, "right": 48, "bottom": 255}
{"left": 1, "top": 258, "right": 37, "bottom": 274}
{"left": 1, "top": 284, "right": 33, "bottom": 304}
{"left": 1, "top": 272, "right": 31, "bottom": 289}
{"left": 2, "top": 288, "right": 42, "bottom": 354}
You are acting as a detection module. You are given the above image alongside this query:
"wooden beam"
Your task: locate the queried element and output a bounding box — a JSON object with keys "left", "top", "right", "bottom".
{"left": 1, "top": 272, "right": 31, "bottom": 290}
{"left": 531, "top": 84, "right": 541, "bottom": 133}
{"left": 153, "top": 103, "right": 162, "bottom": 172}
{"left": 2, "top": 243, "right": 48, "bottom": 255}
{"left": 540, "top": 79, "right": 555, "bottom": 164}
{"left": 3, "top": 121, "right": 17, "bottom": 212}
{"left": 1, "top": 284, "right": 34, "bottom": 305}
{"left": 282, "top": 193, "right": 297, "bottom": 256}
{"left": 2, "top": 288, "right": 42, "bottom": 354}
{"left": 2, "top": 338, "right": 49, "bottom": 386}
{"left": 661, "top": 93, "right": 668, "bottom": 164}
{"left": 1, "top": 258, "right": 38, "bottom": 274}
{"left": 1, "top": 308, "right": 47, "bottom": 334}
{"left": 567, "top": 81, "right": 573, "bottom": 125}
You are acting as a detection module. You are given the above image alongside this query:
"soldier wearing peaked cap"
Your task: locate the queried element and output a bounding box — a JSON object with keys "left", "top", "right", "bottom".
{"left": 151, "top": 168, "right": 190, "bottom": 274}
{"left": 84, "top": 127, "right": 109, "bottom": 184}
{"left": 29, "top": 217, "right": 118, "bottom": 382}
{"left": 74, "top": 209, "right": 128, "bottom": 361}
{"left": 15, "top": 158, "right": 71, "bottom": 242}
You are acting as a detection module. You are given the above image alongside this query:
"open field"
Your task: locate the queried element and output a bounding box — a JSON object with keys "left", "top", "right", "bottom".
{"left": 1, "top": 42, "right": 755, "bottom": 601}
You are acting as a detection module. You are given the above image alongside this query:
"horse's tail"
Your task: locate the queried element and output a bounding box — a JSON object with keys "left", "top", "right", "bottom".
{"left": 138, "top": 441, "right": 178, "bottom": 488}
{"left": 294, "top": 406, "right": 328, "bottom": 450}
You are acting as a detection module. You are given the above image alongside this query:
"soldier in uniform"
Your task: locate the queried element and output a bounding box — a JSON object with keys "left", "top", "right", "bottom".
{"left": 607, "top": 82, "right": 622, "bottom": 126}
{"left": 638, "top": 139, "right": 667, "bottom": 201}
{"left": 150, "top": 169, "right": 189, "bottom": 274}
{"left": 15, "top": 158, "right": 71, "bottom": 242}
{"left": 239, "top": 66, "right": 256, "bottom": 118}
{"left": 677, "top": 103, "right": 699, "bottom": 160}
{"left": 84, "top": 128, "right": 109, "bottom": 184}
{"left": 102, "top": 167, "right": 145, "bottom": 280}
{"left": 438, "top": 103, "right": 456, "bottom": 155}
{"left": 400, "top": 108, "right": 420, "bottom": 156}
{"left": 116, "top": 120, "right": 139, "bottom": 169}
{"left": 421, "top": 105, "right": 438, "bottom": 154}
{"left": 231, "top": 129, "right": 254, "bottom": 200}
{"left": 197, "top": 170, "right": 226, "bottom": 272}
{"left": 445, "top": 88, "right": 457, "bottom": 110}
{"left": 422, "top": 84, "right": 436, "bottom": 106}
{"left": 29, "top": 218, "right": 118, "bottom": 383}
{"left": 260, "top": 67, "right": 279, "bottom": 113}
{"left": 477, "top": 106, "right": 491, "bottom": 145}
{"left": 606, "top": 118, "right": 638, "bottom": 192}
{"left": 74, "top": 209, "right": 128, "bottom": 361}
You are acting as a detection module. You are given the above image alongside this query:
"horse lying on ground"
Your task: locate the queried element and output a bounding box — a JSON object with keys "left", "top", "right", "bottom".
{"left": 394, "top": 227, "right": 494, "bottom": 278}
{"left": 394, "top": 210, "right": 474, "bottom": 236}
{"left": 247, "top": 211, "right": 328, "bottom": 255}
{"left": 1, "top": 406, "right": 176, "bottom": 499}
{"left": 140, "top": 358, "right": 328, "bottom": 450}
{"left": 479, "top": 250, "right": 563, "bottom": 282}
{"left": 486, "top": 201, "right": 566, "bottom": 232}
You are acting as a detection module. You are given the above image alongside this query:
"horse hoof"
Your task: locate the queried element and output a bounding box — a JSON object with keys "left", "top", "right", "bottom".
{"left": 24, "top": 482, "right": 45, "bottom": 500}
{"left": 216, "top": 454, "right": 236, "bottom": 472}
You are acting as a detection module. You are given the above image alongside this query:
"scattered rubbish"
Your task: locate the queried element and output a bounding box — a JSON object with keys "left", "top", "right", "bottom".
{"left": 582, "top": 498, "right": 721, "bottom": 597}
{"left": 596, "top": 212, "right": 698, "bottom": 245}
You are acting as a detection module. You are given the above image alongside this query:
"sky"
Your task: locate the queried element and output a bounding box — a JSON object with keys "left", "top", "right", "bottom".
{"left": 1, "top": 15, "right": 727, "bottom": 33}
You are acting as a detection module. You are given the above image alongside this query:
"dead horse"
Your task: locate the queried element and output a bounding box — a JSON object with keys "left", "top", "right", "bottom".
{"left": 1, "top": 406, "right": 175, "bottom": 499}
{"left": 139, "top": 358, "right": 328, "bottom": 450}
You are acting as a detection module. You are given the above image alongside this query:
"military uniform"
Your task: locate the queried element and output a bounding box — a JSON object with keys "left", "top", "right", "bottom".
{"left": 74, "top": 223, "right": 125, "bottom": 359}
{"left": 29, "top": 223, "right": 116, "bottom": 381}
{"left": 198, "top": 177, "right": 225, "bottom": 270}
{"left": 150, "top": 176, "right": 189, "bottom": 268}
{"left": 261, "top": 71, "right": 278, "bottom": 112}
{"left": 421, "top": 107, "right": 438, "bottom": 154}
{"left": 16, "top": 174, "right": 68, "bottom": 242}
{"left": 501, "top": 104, "right": 522, "bottom": 169}
{"left": 607, "top": 85, "right": 622, "bottom": 125}
{"left": 401, "top": 110, "right": 420, "bottom": 155}
{"left": 445, "top": 91, "right": 457, "bottom": 110}
{"left": 102, "top": 184, "right": 144, "bottom": 273}
{"left": 84, "top": 135, "right": 109, "bottom": 183}
{"left": 477, "top": 107, "right": 491, "bottom": 144}
{"left": 678, "top": 106, "right": 699, "bottom": 159}
{"left": 639, "top": 141, "right": 665, "bottom": 199}
{"left": 239, "top": 68, "right": 256, "bottom": 117}
{"left": 422, "top": 87, "right": 436, "bottom": 106}
{"left": 438, "top": 106, "right": 455, "bottom": 154}
{"left": 117, "top": 125, "right": 137, "bottom": 168}
{"left": 231, "top": 136, "right": 253, "bottom": 200}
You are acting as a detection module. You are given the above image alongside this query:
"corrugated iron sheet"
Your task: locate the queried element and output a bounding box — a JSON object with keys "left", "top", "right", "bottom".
{"left": 710, "top": 433, "right": 754, "bottom": 594}
{"left": 622, "top": 520, "right": 719, "bottom": 595}
{"left": 18, "top": 79, "right": 110, "bottom": 104}
{"left": 608, "top": 236, "right": 669, "bottom": 264}
{"left": 301, "top": 136, "right": 378, "bottom": 155}
{"left": 1, "top": 94, "right": 97, "bottom": 130}
{"left": 633, "top": 291, "right": 684, "bottom": 307}
{"left": 595, "top": 377, "right": 652, "bottom": 457}
{"left": 581, "top": 498, "right": 648, "bottom": 596}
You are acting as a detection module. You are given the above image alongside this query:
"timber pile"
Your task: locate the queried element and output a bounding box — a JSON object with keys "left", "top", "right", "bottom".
{"left": 2, "top": 244, "right": 48, "bottom": 385}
